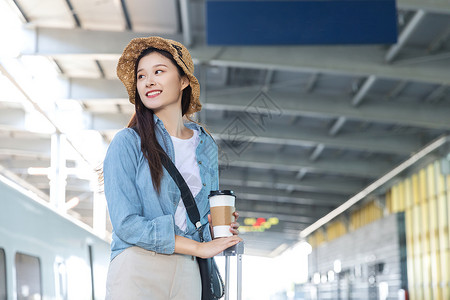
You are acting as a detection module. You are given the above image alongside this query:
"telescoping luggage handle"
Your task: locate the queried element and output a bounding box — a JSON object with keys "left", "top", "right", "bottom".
{"left": 216, "top": 241, "right": 244, "bottom": 300}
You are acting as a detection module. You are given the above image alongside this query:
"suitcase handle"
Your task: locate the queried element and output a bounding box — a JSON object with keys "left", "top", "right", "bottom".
{"left": 217, "top": 242, "right": 244, "bottom": 300}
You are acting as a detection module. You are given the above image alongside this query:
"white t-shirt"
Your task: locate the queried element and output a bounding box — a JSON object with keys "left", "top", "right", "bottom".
{"left": 171, "top": 129, "right": 202, "bottom": 231}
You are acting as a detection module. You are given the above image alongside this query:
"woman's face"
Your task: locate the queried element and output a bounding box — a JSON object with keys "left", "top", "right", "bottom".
{"left": 136, "top": 52, "right": 189, "bottom": 114}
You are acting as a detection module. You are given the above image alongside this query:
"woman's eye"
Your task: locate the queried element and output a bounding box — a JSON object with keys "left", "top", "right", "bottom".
{"left": 155, "top": 70, "right": 163, "bottom": 75}
{"left": 137, "top": 74, "right": 145, "bottom": 79}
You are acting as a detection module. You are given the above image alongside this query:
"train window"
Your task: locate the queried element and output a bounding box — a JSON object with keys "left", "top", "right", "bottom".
{"left": 15, "top": 252, "right": 42, "bottom": 300}
{"left": 0, "top": 248, "right": 6, "bottom": 300}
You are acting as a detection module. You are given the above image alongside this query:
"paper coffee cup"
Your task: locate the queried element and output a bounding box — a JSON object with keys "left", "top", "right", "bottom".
{"left": 208, "top": 190, "right": 236, "bottom": 238}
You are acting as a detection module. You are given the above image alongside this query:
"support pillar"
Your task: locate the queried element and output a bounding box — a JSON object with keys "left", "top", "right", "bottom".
{"left": 49, "top": 133, "right": 67, "bottom": 211}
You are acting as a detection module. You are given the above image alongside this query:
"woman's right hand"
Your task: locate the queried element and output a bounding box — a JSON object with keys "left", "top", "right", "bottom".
{"left": 196, "top": 236, "right": 242, "bottom": 259}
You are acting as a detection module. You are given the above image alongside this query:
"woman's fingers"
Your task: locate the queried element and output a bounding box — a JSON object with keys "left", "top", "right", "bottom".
{"left": 198, "top": 236, "right": 242, "bottom": 258}
{"left": 230, "top": 221, "right": 240, "bottom": 235}
{"left": 233, "top": 211, "right": 239, "bottom": 221}
{"left": 207, "top": 214, "right": 215, "bottom": 239}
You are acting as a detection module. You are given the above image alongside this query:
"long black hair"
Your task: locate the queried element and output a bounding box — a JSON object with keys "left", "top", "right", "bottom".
{"left": 127, "top": 47, "right": 193, "bottom": 193}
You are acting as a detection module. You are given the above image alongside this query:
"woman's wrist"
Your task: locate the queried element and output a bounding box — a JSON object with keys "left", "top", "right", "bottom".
{"left": 174, "top": 235, "right": 201, "bottom": 256}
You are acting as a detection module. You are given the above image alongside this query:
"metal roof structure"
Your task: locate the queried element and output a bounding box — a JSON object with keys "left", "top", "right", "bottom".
{"left": 0, "top": 0, "right": 449, "bottom": 257}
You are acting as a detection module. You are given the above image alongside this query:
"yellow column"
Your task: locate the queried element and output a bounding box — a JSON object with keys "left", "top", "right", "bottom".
{"left": 405, "top": 178, "right": 416, "bottom": 300}
{"left": 419, "top": 169, "right": 432, "bottom": 300}
{"left": 392, "top": 185, "right": 399, "bottom": 213}
{"left": 399, "top": 181, "right": 405, "bottom": 212}
{"left": 427, "top": 164, "right": 440, "bottom": 299}
{"left": 436, "top": 161, "right": 449, "bottom": 300}
{"left": 412, "top": 173, "right": 424, "bottom": 300}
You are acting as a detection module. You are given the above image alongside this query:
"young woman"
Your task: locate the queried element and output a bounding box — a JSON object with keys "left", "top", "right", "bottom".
{"left": 103, "top": 37, "right": 242, "bottom": 299}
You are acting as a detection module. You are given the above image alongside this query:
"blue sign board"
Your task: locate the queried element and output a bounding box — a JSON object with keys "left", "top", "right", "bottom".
{"left": 206, "top": 0, "right": 398, "bottom": 45}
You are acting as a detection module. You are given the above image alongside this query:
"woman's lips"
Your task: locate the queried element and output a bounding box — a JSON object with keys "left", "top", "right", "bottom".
{"left": 145, "top": 90, "right": 162, "bottom": 98}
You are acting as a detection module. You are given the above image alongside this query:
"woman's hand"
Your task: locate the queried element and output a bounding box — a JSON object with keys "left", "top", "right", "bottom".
{"left": 196, "top": 235, "right": 242, "bottom": 259}
{"left": 230, "top": 211, "right": 240, "bottom": 235}
{"left": 207, "top": 211, "right": 240, "bottom": 238}
{"left": 208, "top": 214, "right": 214, "bottom": 239}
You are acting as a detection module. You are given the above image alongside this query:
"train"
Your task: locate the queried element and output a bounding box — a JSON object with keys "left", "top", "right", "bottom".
{"left": 0, "top": 174, "right": 110, "bottom": 300}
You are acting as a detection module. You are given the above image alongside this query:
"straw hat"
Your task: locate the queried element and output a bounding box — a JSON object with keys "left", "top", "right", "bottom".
{"left": 117, "top": 36, "right": 201, "bottom": 115}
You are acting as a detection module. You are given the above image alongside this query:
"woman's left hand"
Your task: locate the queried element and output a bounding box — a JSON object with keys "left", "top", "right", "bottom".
{"left": 230, "top": 211, "right": 240, "bottom": 235}
{"left": 207, "top": 211, "right": 240, "bottom": 238}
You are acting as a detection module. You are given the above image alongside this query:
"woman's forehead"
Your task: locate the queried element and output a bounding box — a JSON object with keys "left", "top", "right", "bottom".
{"left": 138, "top": 52, "right": 174, "bottom": 68}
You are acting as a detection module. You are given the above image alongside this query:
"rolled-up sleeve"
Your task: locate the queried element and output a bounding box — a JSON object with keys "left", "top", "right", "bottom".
{"left": 103, "top": 129, "right": 175, "bottom": 254}
{"left": 211, "top": 141, "right": 219, "bottom": 191}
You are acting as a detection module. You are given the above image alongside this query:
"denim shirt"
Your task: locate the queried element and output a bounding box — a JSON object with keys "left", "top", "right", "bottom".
{"left": 103, "top": 115, "right": 218, "bottom": 260}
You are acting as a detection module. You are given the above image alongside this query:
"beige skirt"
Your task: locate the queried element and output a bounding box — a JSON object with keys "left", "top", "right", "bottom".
{"left": 106, "top": 246, "right": 201, "bottom": 300}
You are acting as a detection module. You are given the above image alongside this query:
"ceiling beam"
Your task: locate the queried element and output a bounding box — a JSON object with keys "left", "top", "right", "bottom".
{"left": 208, "top": 121, "right": 420, "bottom": 156}
{"left": 219, "top": 170, "right": 366, "bottom": 195}
{"left": 385, "top": 10, "right": 426, "bottom": 63}
{"left": 72, "top": 82, "right": 450, "bottom": 130}
{"left": 230, "top": 186, "right": 346, "bottom": 207}
{"left": 352, "top": 75, "right": 377, "bottom": 106}
{"left": 0, "top": 159, "right": 50, "bottom": 169}
{"left": 304, "top": 73, "right": 320, "bottom": 93}
{"left": 328, "top": 116, "right": 347, "bottom": 136}
{"left": 424, "top": 84, "right": 448, "bottom": 103}
{"left": 119, "top": 0, "right": 132, "bottom": 31}
{"left": 0, "top": 106, "right": 26, "bottom": 128}
{"left": 309, "top": 144, "right": 325, "bottom": 161}
{"left": 428, "top": 25, "right": 450, "bottom": 53}
{"left": 237, "top": 200, "right": 330, "bottom": 221}
{"left": 220, "top": 151, "right": 389, "bottom": 178}
{"left": 88, "top": 113, "right": 131, "bottom": 131}
{"left": 208, "top": 46, "right": 449, "bottom": 85}
{"left": 0, "top": 136, "right": 50, "bottom": 156}
{"left": 0, "top": 149, "right": 49, "bottom": 159}
{"left": 21, "top": 27, "right": 450, "bottom": 85}
{"left": 24, "top": 175, "right": 92, "bottom": 192}
{"left": 6, "top": 0, "right": 30, "bottom": 23}
{"left": 0, "top": 107, "right": 429, "bottom": 162}
{"left": 22, "top": 27, "right": 183, "bottom": 58}
{"left": 204, "top": 91, "right": 450, "bottom": 130}
{"left": 386, "top": 80, "right": 408, "bottom": 99}
{"left": 79, "top": 110, "right": 425, "bottom": 156}
{"left": 397, "top": 0, "right": 450, "bottom": 14}
{"left": 64, "top": 0, "right": 81, "bottom": 28}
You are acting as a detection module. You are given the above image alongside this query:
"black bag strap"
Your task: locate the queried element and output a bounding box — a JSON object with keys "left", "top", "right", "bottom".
{"left": 131, "top": 127, "right": 205, "bottom": 240}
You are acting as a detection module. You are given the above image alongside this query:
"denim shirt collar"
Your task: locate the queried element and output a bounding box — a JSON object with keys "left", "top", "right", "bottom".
{"left": 152, "top": 113, "right": 206, "bottom": 136}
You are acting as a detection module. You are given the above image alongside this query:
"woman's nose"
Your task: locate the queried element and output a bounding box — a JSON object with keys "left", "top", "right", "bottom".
{"left": 145, "top": 76, "right": 155, "bottom": 87}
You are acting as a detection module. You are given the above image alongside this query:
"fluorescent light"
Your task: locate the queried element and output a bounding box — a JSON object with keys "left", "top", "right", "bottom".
{"left": 313, "top": 273, "right": 320, "bottom": 284}
{"left": 27, "top": 167, "right": 50, "bottom": 175}
{"left": 328, "top": 270, "right": 335, "bottom": 282}
{"left": 334, "top": 259, "right": 342, "bottom": 273}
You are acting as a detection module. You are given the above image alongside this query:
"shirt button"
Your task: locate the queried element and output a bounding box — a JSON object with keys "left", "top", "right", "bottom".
{"left": 203, "top": 183, "right": 206, "bottom": 187}
{"left": 198, "top": 161, "right": 202, "bottom": 164}
{"left": 200, "top": 140, "right": 203, "bottom": 144}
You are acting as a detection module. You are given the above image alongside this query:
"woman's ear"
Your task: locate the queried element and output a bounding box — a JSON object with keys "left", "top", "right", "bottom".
{"left": 181, "top": 75, "right": 190, "bottom": 90}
